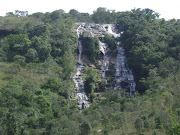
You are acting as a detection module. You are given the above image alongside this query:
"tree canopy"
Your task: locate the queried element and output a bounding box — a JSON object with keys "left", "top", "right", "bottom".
{"left": 0, "top": 7, "right": 179, "bottom": 135}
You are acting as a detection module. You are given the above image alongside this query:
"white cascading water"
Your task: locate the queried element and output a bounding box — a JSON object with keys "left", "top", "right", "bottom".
{"left": 73, "top": 25, "right": 90, "bottom": 109}
{"left": 103, "top": 24, "right": 136, "bottom": 94}
{"left": 73, "top": 23, "right": 136, "bottom": 109}
{"left": 115, "top": 47, "right": 136, "bottom": 94}
{"left": 103, "top": 24, "right": 120, "bottom": 38}
{"left": 99, "top": 41, "right": 109, "bottom": 78}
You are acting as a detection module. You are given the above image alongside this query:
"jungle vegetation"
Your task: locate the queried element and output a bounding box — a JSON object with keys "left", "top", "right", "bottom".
{"left": 0, "top": 8, "right": 179, "bottom": 135}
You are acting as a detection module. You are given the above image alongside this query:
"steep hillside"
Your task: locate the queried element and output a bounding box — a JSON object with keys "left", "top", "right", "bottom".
{"left": 0, "top": 8, "right": 179, "bottom": 135}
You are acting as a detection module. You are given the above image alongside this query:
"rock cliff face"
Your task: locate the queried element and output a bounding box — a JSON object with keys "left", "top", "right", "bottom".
{"left": 73, "top": 23, "right": 136, "bottom": 109}
{"left": 73, "top": 24, "right": 90, "bottom": 109}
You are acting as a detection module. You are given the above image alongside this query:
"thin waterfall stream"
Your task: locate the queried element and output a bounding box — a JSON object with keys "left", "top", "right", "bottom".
{"left": 102, "top": 24, "right": 136, "bottom": 94}
{"left": 115, "top": 46, "right": 136, "bottom": 94}
{"left": 73, "top": 24, "right": 90, "bottom": 109}
{"left": 99, "top": 41, "right": 109, "bottom": 79}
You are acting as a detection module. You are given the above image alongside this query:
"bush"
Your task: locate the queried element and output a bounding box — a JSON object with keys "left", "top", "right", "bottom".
{"left": 82, "top": 36, "right": 100, "bottom": 63}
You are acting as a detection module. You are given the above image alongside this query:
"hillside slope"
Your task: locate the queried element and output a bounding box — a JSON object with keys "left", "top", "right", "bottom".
{"left": 0, "top": 8, "right": 179, "bottom": 135}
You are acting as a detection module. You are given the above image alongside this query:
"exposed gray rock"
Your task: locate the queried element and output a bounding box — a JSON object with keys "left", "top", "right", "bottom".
{"left": 73, "top": 23, "right": 136, "bottom": 109}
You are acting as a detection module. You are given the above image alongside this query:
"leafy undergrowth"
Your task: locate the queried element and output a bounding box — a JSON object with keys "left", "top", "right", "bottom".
{"left": 0, "top": 62, "right": 60, "bottom": 87}
{"left": 80, "top": 72, "right": 180, "bottom": 135}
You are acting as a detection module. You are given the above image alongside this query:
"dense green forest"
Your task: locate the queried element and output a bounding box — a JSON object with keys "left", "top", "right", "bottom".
{"left": 0, "top": 8, "right": 179, "bottom": 135}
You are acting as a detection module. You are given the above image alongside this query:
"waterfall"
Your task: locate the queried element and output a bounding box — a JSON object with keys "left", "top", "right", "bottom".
{"left": 103, "top": 24, "right": 120, "bottom": 38}
{"left": 103, "top": 24, "right": 136, "bottom": 94}
{"left": 73, "top": 23, "right": 136, "bottom": 109}
{"left": 99, "top": 41, "right": 109, "bottom": 79}
{"left": 78, "top": 40, "right": 83, "bottom": 64}
{"left": 73, "top": 25, "right": 90, "bottom": 109}
{"left": 115, "top": 46, "right": 136, "bottom": 94}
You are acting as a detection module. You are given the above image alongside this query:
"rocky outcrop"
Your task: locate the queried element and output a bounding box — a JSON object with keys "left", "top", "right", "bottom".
{"left": 73, "top": 24, "right": 90, "bottom": 109}
{"left": 73, "top": 23, "right": 136, "bottom": 109}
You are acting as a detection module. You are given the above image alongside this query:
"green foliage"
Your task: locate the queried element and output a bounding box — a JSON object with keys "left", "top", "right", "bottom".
{"left": 50, "top": 10, "right": 63, "bottom": 21}
{"left": 142, "top": 67, "right": 161, "bottom": 90}
{"left": 61, "top": 50, "right": 76, "bottom": 79}
{"left": 80, "top": 121, "right": 92, "bottom": 135}
{"left": 82, "top": 36, "right": 100, "bottom": 63}
{"left": 92, "top": 7, "right": 118, "bottom": 24}
{"left": 41, "top": 78, "right": 62, "bottom": 93}
{"left": 117, "top": 8, "right": 180, "bottom": 93}
{"left": 6, "top": 12, "right": 15, "bottom": 17}
{"left": 31, "top": 12, "right": 45, "bottom": 19}
{"left": 69, "top": 9, "right": 91, "bottom": 22}
{"left": 103, "top": 34, "right": 117, "bottom": 51}
{"left": 135, "top": 117, "right": 144, "bottom": 131}
{"left": 83, "top": 67, "right": 101, "bottom": 94}
{"left": 0, "top": 7, "right": 179, "bottom": 135}
{"left": 0, "top": 9, "right": 81, "bottom": 134}
{"left": 31, "top": 36, "right": 51, "bottom": 61}
{"left": 13, "top": 55, "right": 26, "bottom": 66}
{"left": 26, "top": 48, "right": 38, "bottom": 62}
{"left": 165, "top": 109, "right": 180, "bottom": 135}
{"left": 29, "top": 24, "right": 49, "bottom": 37}
{"left": 3, "top": 34, "right": 30, "bottom": 61}
{"left": 159, "top": 57, "right": 179, "bottom": 77}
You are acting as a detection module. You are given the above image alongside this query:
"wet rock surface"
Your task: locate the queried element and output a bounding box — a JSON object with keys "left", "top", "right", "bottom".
{"left": 73, "top": 23, "right": 136, "bottom": 109}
